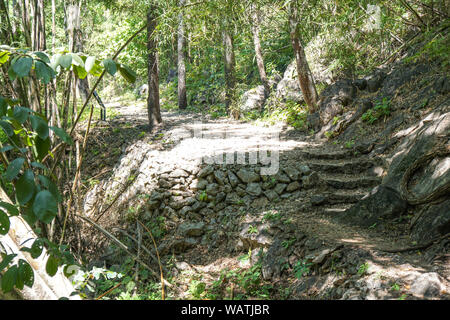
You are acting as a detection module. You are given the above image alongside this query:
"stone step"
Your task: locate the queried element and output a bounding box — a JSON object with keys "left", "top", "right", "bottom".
{"left": 300, "top": 149, "right": 355, "bottom": 160}
{"left": 320, "top": 174, "right": 382, "bottom": 189}
{"left": 311, "top": 190, "right": 369, "bottom": 206}
{"left": 306, "top": 158, "right": 380, "bottom": 174}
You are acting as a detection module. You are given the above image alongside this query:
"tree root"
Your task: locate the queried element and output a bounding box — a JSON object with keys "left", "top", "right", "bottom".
{"left": 380, "top": 233, "right": 449, "bottom": 253}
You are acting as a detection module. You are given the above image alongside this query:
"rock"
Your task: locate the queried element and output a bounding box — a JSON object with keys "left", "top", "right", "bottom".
{"left": 251, "top": 197, "right": 269, "bottom": 208}
{"left": 194, "top": 179, "right": 208, "bottom": 190}
{"left": 246, "top": 183, "right": 262, "bottom": 197}
{"left": 236, "top": 168, "right": 260, "bottom": 183}
{"left": 284, "top": 167, "right": 300, "bottom": 181}
{"left": 169, "top": 196, "right": 186, "bottom": 210}
{"left": 261, "top": 239, "right": 286, "bottom": 280}
{"left": 274, "top": 183, "right": 287, "bottom": 195}
{"left": 169, "top": 169, "right": 189, "bottom": 178}
{"left": 339, "top": 185, "right": 408, "bottom": 227}
{"left": 275, "top": 60, "right": 304, "bottom": 103}
{"left": 236, "top": 186, "right": 247, "bottom": 197}
{"left": 239, "top": 223, "right": 273, "bottom": 250}
{"left": 227, "top": 170, "right": 240, "bottom": 187}
{"left": 302, "top": 172, "right": 320, "bottom": 188}
{"left": 179, "top": 206, "right": 192, "bottom": 216}
{"left": 286, "top": 181, "right": 300, "bottom": 192}
{"left": 298, "top": 164, "right": 311, "bottom": 176}
{"left": 411, "top": 199, "right": 450, "bottom": 243}
{"left": 178, "top": 222, "right": 205, "bottom": 237}
{"left": 205, "top": 183, "right": 220, "bottom": 196}
{"left": 275, "top": 172, "right": 291, "bottom": 183}
{"left": 318, "top": 79, "right": 357, "bottom": 125}
{"left": 198, "top": 165, "right": 214, "bottom": 178}
{"left": 214, "top": 170, "right": 227, "bottom": 185}
{"left": 264, "top": 189, "right": 279, "bottom": 201}
{"left": 365, "top": 71, "right": 386, "bottom": 93}
{"left": 226, "top": 192, "right": 241, "bottom": 205}
{"left": 409, "top": 273, "right": 444, "bottom": 298}
{"left": 240, "top": 85, "right": 266, "bottom": 112}
{"left": 191, "top": 200, "right": 207, "bottom": 212}
{"left": 307, "top": 112, "right": 321, "bottom": 131}
{"left": 353, "top": 78, "right": 367, "bottom": 90}
{"left": 311, "top": 195, "right": 327, "bottom": 206}
{"left": 171, "top": 238, "right": 198, "bottom": 253}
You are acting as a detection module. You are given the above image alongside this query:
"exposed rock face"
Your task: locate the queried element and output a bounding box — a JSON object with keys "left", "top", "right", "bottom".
{"left": 411, "top": 200, "right": 450, "bottom": 243}
{"left": 240, "top": 85, "right": 266, "bottom": 112}
{"left": 318, "top": 79, "right": 357, "bottom": 126}
{"left": 339, "top": 185, "right": 408, "bottom": 227}
{"left": 275, "top": 60, "right": 304, "bottom": 103}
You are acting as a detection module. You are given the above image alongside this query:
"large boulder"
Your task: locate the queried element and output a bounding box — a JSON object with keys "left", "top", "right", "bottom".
{"left": 318, "top": 79, "right": 357, "bottom": 126}
{"left": 240, "top": 85, "right": 266, "bottom": 112}
{"left": 339, "top": 185, "right": 408, "bottom": 227}
{"left": 275, "top": 61, "right": 304, "bottom": 103}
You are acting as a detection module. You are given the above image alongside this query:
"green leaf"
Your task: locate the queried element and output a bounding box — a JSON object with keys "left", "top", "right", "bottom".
{"left": 33, "top": 190, "right": 57, "bottom": 224}
{"left": 0, "top": 145, "right": 13, "bottom": 152}
{"left": 13, "top": 106, "right": 31, "bottom": 124}
{"left": 0, "top": 96, "right": 7, "bottom": 116}
{"left": 12, "top": 56, "right": 33, "bottom": 77}
{"left": 17, "top": 260, "right": 34, "bottom": 288}
{"left": 16, "top": 170, "right": 36, "bottom": 205}
{"left": 35, "top": 136, "right": 51, "bottom": 161}
{"left": 31, "top": 161, "right": 46, "bottom": 170}
{"left": 70, "top": 53, "right": 84, "bottom": 67}
{"left": 118, "top": 64, "right": 137, "bottom": 83}
{"left": 30, "top": 239, "right": 44, "bottom": 259}
{"left": 0, "top": 210, "right": 10, "bottom": 235}
{"left": 45, "top": 255, "right": 59, "bottom": 277}
{"left": 33, "top": 51, "right": 50, "bottom": 64}
{"left": 1, "top": 265, "right": 18, "bottom": 292}
{"left": 0, "top": 51, "right": 10, "bottom": 65}
{"left": 38, "top": 175, "right": 62, "bottom": 203}
{"left": 0, "top": 120, "right": 14, "bottom": 136}
{"left": 103, "top": 59, "right": 117, "bottom": 76}
{"left": 0, "top": 201, "right": 19, "bottom": 216}
{"left": 49, "top": 126, "right": 73, "bottom": 145}
{"left": 85, "top": 56, "right": 96, "bottom": 72}
{"left": 4, "top": 158, "right": 25, "bottom": 181}
{"left": 58, "top": 54, "right": 72, "bottom": 69}
{"left": 0, "top": 254, "right": 16, "bottom": 272}
{"left": 30, "top": 115, "right": 49, "bottom": 140}
{"left": 73, "top": 65, "right": 88, "bottom": 79}
{"left": 35, "top": 60, "right": 55, "bottom": 84}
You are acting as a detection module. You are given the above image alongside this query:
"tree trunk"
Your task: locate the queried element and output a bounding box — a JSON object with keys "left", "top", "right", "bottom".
{"left": 289, "top": 1, "right": 318, "bottom": 113}
{"left": 0, "top": 187, "right": 81, "bottom": 300}
{"left": 223, "top": 26, "right": 236, "bottom": 114}
{"left": 147, "top": 5, "right": 162, "bottom": 130}
{"left": 250, "top": 4, "right": 270, "bottom": 98}
{"left": 177, "top": 0, "right": 187, "bottom": 109}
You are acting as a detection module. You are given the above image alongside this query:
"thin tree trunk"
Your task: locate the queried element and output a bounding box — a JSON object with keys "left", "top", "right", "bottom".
{"left": 250, "top": 3, "right": 269, "bottom": 98}
{"left": 223, "top": 26, "right": 235, "bottom": 114}
{"left": 289, "top": 1, "right": 318, "bottom": 113}
{"left": 177, "top": 0, "right": 187, "bottom": 110}
{"left": 147, "top": 5, "right": 162, "bottom": 130}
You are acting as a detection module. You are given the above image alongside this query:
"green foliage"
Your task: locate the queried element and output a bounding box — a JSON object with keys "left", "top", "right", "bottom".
{"left": 357, "top": 262, "right": 370, "bottom": 276}
{"left": 362, "top": 98, "right": 391, "bottom": 124}
{"left": 293, "top": 259, "right": 312, "bottom": 279}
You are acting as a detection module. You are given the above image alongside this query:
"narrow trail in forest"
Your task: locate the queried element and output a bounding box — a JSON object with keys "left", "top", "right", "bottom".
{"left": 77, "top": 99, "right": 449, "bottom": 300}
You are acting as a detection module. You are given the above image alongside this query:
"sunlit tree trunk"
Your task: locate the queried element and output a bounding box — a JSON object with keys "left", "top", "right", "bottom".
{"left": 147, "top": 5, "right": 162, "bottom": 130}
{"left": 177, "top": 0, "right": 187, "bottom": 109}
{"left": 223, "top": 26, "right": 235, "bottom": 114}
{"left": 289, "top": 0, "right": 318, "bottom": 113}
{"left": 250, "top": 3, "right": 269, "bottom": 98}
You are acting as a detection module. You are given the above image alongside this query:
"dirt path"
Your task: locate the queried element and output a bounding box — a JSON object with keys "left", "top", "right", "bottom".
{"left": 77, "top": 99, "right": 449, "bottom": 300}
